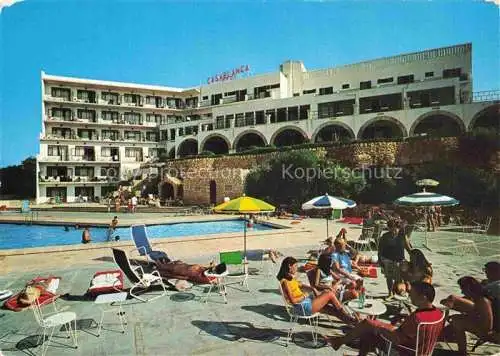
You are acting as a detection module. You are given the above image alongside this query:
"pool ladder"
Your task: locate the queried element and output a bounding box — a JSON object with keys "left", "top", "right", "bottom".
{"left": 24, "top": 211, "right": 39, "bottom": 225}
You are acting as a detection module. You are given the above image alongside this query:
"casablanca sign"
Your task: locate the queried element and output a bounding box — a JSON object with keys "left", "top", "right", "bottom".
{"left": 207, "top": 65, "right": 250, "bottom": 84}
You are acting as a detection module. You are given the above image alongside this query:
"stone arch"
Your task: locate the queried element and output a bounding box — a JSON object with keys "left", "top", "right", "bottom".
{"left": 270, "top": 126, "right": 309, "bottom": 147}
{"left": 200, "top": 134, "right": 230, "bottom": 154}
{"left": 177, "top": 138, "right": 198, "bottom": 157}
{"left": 159, "top": 182, "right": 175, "bottom": 201}
{"left": 468, "top": 104, "right": 500, "bottom": 133}
{"left": 233, "top": 130, "right": 268, "bottom": 151}
{"left": 410, "top": 110, "right": 465, "bottom": 137}
{"left": 312, "top": 122, "right": 355, "bottom": 143}
{"left": 357, "top": 116, "right": 407, "bottom": 139}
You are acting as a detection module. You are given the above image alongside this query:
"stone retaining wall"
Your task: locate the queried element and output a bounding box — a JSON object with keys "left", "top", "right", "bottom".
{"left": 158, "top": 137, "right": 499, "bottom": 205}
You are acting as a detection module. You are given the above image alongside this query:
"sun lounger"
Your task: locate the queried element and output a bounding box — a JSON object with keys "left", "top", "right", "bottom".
{"left": 112, "top": 248, "right": 167, "bottom": 302}
{"left": 130, "top": 224, "right": 171, "bottom": 263}
{"left": 4, "top": 276, "right": 61, "bottom": 312}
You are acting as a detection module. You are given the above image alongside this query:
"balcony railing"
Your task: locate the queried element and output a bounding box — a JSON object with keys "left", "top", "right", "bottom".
{"left": 39, "top": 176, "right": 119, "bottom": 184}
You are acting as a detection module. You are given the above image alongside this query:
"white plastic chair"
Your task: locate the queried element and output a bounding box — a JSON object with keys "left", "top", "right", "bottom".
{"left": 472, "top": 216, "right": 492, "bottom": 235}
{"left": 378, "top": 310, "right": 446, "bottom": 355}
{"left": 31, "top": 298, "right": 78, "bottom": 356}
{"left": 278, "top": 282, "right": 321, "bottom": 347}
{"left": 354, "top": 227, "right": 375, "bottom": 251}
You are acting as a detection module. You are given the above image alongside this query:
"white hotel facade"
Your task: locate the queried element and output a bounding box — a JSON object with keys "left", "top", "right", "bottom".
{"left": 37, "top": 43, "right": 499, "bottom": 203}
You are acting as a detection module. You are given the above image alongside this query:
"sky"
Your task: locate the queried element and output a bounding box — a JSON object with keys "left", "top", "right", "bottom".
{"left": 0, "top": 0, "right": 498, "bottom": 167}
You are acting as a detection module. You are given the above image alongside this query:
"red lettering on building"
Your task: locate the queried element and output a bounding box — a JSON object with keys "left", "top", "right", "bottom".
{"left": 206, "top": 65, "right": 251, "bottom": 85}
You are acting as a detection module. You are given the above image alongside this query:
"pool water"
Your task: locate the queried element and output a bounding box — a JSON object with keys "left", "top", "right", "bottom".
{"left": 0, "top": 220, "right": 274, "bottom": 250}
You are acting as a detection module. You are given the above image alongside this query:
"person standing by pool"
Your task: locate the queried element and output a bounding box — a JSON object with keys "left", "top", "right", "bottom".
{"left": 378, "top": 219, "right": 412, "bottom": 299}
{"left": 81, "top": 227, "right": 92, "bottom": 244}
{"left": 115, "top": 196, "right": 121, "bottom": 213}
{"left": 131, "top": 195, "right": 138, "bottom": 213}
{"left": 107, "top": 216, "right": 120, "bottom": 241}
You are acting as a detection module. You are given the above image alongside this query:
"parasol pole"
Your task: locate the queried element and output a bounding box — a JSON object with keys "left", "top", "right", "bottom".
{"left": 243, "top": 213, "right": 247, "bottom": 258}
{"left": 326, "top": 215, "right": 329, "bottom": 238}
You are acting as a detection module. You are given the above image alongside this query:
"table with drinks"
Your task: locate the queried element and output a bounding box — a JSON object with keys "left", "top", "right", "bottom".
{"left": 347, "top": 298, "right": 387, "bottom": 319}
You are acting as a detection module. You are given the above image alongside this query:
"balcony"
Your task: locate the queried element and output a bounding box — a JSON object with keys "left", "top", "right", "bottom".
{"left": 44, "top": 95, "right": 70, "bottom": 103}
{"left": 98, "top": 156, "right": 120, "bottom": 163}
{"left": 71, "top": 155, "right": 96, "bottom": 162}
{"left": 122, "top": 156, "right": 143, "bottom": 163}
{"left": 39, "top": 176, "right": 119, "bottom": 184}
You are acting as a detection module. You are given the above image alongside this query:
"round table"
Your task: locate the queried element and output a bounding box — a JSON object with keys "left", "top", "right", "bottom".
{"left": 347, "top": 298, "right": 387, "bottom": 319}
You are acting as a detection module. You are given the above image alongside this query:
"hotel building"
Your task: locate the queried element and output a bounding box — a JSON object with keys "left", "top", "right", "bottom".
{"left": 37, "top": 42, "right": 499, "bottom": 203}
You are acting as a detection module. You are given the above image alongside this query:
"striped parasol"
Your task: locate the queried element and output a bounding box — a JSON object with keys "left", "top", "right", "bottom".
{"left": 416, "top": 179, "right": 440, "bottom": 187}
{"left": 394, "top": 191, "right": 459, "bottom": 207}
{"left": 302, "top": 193, "right": 356, "bottom": 237}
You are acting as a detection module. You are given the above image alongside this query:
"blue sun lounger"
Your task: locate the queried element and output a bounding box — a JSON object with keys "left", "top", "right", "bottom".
{"left": 130, "top": 224, "right": 170, "bottom": 263}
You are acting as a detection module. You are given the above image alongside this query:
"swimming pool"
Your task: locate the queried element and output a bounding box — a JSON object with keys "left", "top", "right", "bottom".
{"left": 0, "top": 220, "right": 275, "bottom": 250}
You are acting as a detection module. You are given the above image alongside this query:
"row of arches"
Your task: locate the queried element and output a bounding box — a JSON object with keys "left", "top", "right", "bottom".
{"left": 174, "top": 107, "right": 498, "bottom": 157}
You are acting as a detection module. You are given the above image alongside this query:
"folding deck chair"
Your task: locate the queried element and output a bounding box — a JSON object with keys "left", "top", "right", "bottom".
{"left": 112, "top": 248, "right": 167, "bottom": 302}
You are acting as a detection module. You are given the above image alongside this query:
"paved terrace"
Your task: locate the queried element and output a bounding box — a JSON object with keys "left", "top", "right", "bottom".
{"left": 0, "top": 212, "right": 499, "bottom": 355}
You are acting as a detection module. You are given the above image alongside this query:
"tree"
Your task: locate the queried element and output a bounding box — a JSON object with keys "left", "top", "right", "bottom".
{"left": 245, "top": 150, "right": 366, "bottom": 212}
{"left": 0, "top": 157, "right": 36, "bottom": 198}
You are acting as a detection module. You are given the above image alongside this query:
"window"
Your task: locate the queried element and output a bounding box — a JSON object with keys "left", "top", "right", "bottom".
{"left": 51, "top": 88, "right": 70, "bottom": 100}
{"left": 235, "top": 113, "right": 244, "bottom": 127}
{"left": 224, "top": 91, "right": 236, "bottom": 97}
{"left": 51, "top": 108, "right": 72, "bottom": 120}
{"left": 303, "top": 89, "right": 316, "bottom": 94}
{"left": 102, "top": 111, "right": 119, "bottom": 121}
{"left": 74, "top": 146, "right": 85, "bottom": 157}
{"left": 425, "top": 71, "right": 434, "bottom": 78}
{"left": 77, "top": 109, "right": 96, "bottom": 121}
{"left": 377, "top": 77, "right": 393, "bottom": 84}
{"left": 245, "top": 112, "right": 254, "bottom": 126}
{"left": 319, "top": 87, "right": 334, "bottom": 95}
{"left": 77, "top": 90, "right": 96, "bottom": 103}
{"left": 211, "top": 93, "right": 222, "bottom": 105}
{"left": 48, "top": 145, "right": 62, "bottom": 156}
{"left": 124, "top": 131, "right": 141, "bottom": 140}
{"left": 102, "top": 92, "right": 120, "bottom": 104}
{"left": 342, "top": 84, "right": 350, "bottom": 89}
{"left": 397, "top": 74, "right": 414, "bottom": 84}
{"left": 75, "top": 167, "right": 94, "bottom": 177}
{"left": 299, "top": 105, "right": 310, "bottom": 120}
{"left": 146, "top": 132, "right": 158, "bottom": 141}
{"left": 202, "top": 95, "right": 208, "bottom": 100}
{"left": 102, "top": 130, "right": 119, "bottom": 140}
{"left": 125, "top": 148, "right": 142, "bottom": 159}
{"left": 443, "top": 68, "right": 461, "bottom": 78}
{"left": 124, "top": 112, "right": 141, "bottom": 125}
{"left": 254, "top": 84, "right": 279, "bottom": 98}
{"left": 77, "top": 129, "right": 95, "bottom": 140}
{"left": 293, "top": 93, "right": 300, "bottom": 97}
{"left": 216, "top": 116, "right": 225, "bottom": 129}
{"left": 146, "top": 96, "right": 162, "bottom": 106}
{"left": 146, "top": 114, "right": 162, "bottom": 123}
{"left": 185, "top": 97, "right": 198, "bottom": 108}
{"left": 123, "top": 94, "right": 142, "bottom": 104}
{"left": 360, "top": 81, "right": 372, "bottom": 90}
